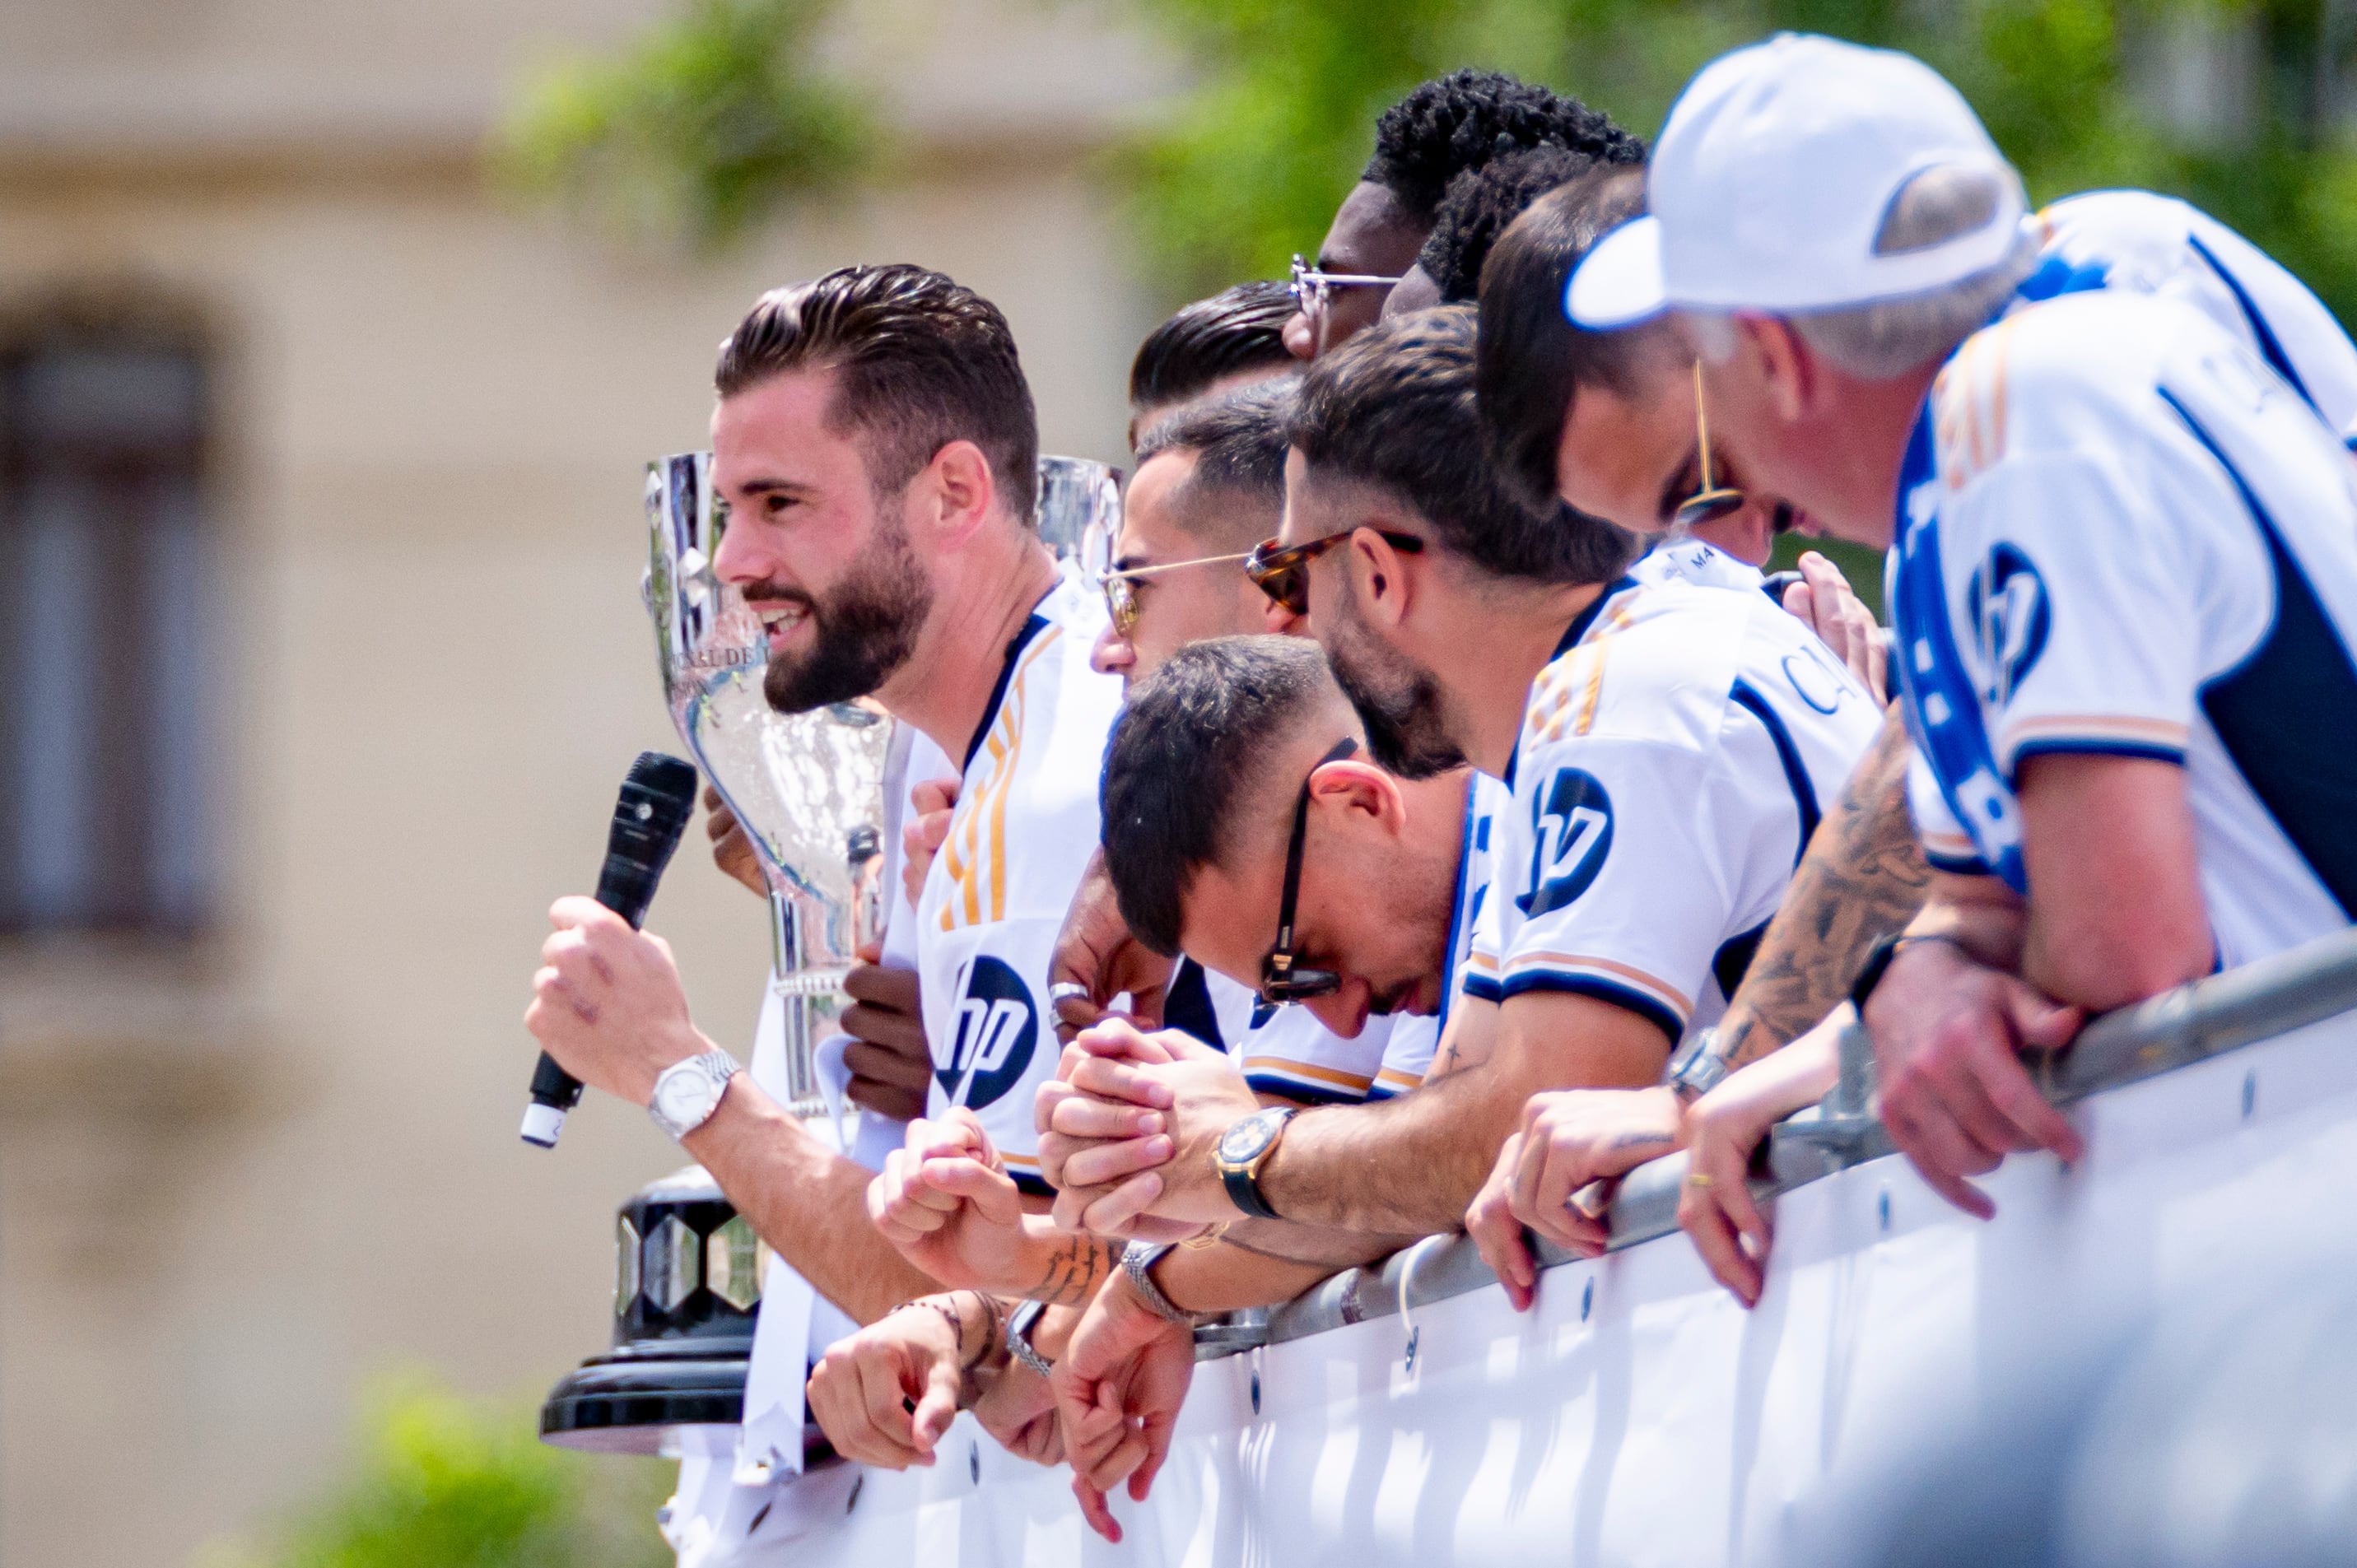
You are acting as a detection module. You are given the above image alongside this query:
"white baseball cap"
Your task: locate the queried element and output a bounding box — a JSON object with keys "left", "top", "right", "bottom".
{"left": 1568, "top": 34, "right": 2028, "bottom": 328}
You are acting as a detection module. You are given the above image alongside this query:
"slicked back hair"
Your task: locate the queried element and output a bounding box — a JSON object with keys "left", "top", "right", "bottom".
{"left": 1475, "top": 166, "right": 1654, "bottom": 514}
{"left": 1101, "top": 635, "right": 1347, "bottom": 956}
{"left": 715, "top": 263, "right": 1041, "bottom": 521}
{"left": 1418, "top": 143, "right": 1599, "bottom": 303}
{"left": 1289, "top": 305, "right": 1633, "bottom": 585}
{"left": 1132, "top": 379, "right": 1296, "bottom": 550}
{"left": 1364, "top": 69, "right": 1644, "bottom": 227}
{"left": 1129, "top": 281, "right": 1296, "bottom": 414}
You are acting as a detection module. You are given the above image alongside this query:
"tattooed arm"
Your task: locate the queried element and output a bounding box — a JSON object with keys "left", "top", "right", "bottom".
{"left": 1718, "top": 704, "right": 1929, "bottom": 1068}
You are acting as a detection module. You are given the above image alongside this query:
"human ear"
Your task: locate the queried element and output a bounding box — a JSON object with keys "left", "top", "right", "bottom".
{"left": 1739, "top": 316, "right": 1812, "bottom": 422}
{"left": 922, "top": 440, "right": 999, "bottom": 545}
{"left": 1347, "top": 530, "right": 1411, "bottom": 629}
{"left": 1309, "top": 759, "right": 1406, "bottom": 834}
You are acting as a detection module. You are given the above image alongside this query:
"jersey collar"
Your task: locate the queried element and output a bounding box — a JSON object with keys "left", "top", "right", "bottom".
{"left": 962, "top": 593, "right": 1055, "bottom": 770}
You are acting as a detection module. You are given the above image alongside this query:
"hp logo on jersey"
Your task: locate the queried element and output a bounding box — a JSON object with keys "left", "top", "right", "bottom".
{"left": 1967, "top": 543, "right": 2050, "bottom": 704}
{"left": 1517, "top": 768, "right": 1614, "bottom": 919}
{"left": 938, "top": 956, "right": 1039, "bottom": 1110}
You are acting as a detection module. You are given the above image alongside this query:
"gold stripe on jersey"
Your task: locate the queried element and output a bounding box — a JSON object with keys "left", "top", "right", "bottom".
{"left": 1372, "top": 1065, "right": 1426, "bottom": 1094}
{"left": 1998, "top": 713, "right": 2190, "bottom": 756}
{"left": 1934, "top": 314, "right": 2023, "bottom": 491}
{"left": 1524, "top": 600, "right": 1640, "bottom": 746}
{"left": 1498, "top": 950, "right": 1693, "bottom": 1022}
{"left": 937, "top": 627, "right": 1065, "bottom": 932}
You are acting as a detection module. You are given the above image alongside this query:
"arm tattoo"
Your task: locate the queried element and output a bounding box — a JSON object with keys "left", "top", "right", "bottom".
{"left": 1722, "top": 710, "right": 1930, "bottom": 1067}
{"left": 1024, "top": 1233, "right": 1118, "bottom": 1305}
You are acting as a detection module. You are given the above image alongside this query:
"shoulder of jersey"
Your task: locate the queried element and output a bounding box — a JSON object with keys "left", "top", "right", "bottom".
{"left": 1931, "top": 291, "right": 2220, "bottom": 488}
{"left": 1521, "top": 579, "right": 1765, "bottom": 756}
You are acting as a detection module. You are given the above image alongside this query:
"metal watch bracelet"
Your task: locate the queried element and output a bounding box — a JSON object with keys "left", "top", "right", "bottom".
{"left": 1120, "top": 1240, "right": 1201, "bottom": 1326}
{"left": 1004, "top": 1298, "right": 1055, "bottom": 1378}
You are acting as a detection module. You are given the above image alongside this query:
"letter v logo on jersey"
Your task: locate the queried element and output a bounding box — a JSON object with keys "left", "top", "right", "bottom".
{"left": 1518, "top": 768, "right": 1614, "bottom": 919}
{"left": 939, "top": 955, "right": 1039, "bottom": 1110}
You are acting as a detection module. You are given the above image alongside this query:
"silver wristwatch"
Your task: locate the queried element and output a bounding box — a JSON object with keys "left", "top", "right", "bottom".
{"left": 648, "top": 1050, "right": 742, "bottom": 1142}
{"left": 1120, "top": 1240, "right": 1202, "bottom": 1326}
{"left": 1668, "top": 1026, "right": 1730, "bottom": 1105}
{"left": 1005, "top": 1298, "right": 1055, "bottom": 1378}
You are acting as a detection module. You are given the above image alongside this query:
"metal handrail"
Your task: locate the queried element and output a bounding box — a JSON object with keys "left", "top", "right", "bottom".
{"left": 1216, "top": 926, "right": 2357, "bottom": 1356}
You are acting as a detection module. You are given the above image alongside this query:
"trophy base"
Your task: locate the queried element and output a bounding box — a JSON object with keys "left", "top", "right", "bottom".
{"left": 539, "top": 1342, "right": 749, "bottom": 1455}
{"left": 770, "top": 966, "right": 850, "bottom": 998}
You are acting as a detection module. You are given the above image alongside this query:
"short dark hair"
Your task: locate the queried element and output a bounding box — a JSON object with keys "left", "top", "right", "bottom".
{"left": 1129, "top": 281, "right": 1296, "bottom": 413}
{"left": 1475, "top": 167, "right": 1655, "bottom": 514}
{"left": 1101, "top": 636, "right": 1344, "bottom": 956}
{"left": 1418, "top": 143, "right": 1600, "bottom": 303}
{"left": 1288, "top": 305, "right": 1632, "bottom": 584}
{"left": 715, "top": 263, "right": 1040, "bottom": 520}
{"left": 1133, "top": 379, "right": 1295, "bottom": 548}
{"left": 1363, "top": 70, "right": 1643, "bottom": 228}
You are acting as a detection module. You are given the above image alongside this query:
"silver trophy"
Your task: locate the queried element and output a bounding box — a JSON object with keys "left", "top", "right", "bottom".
{"left": 645, "top": 452, "right": 892, "bottom": 1116}
{"left": 642, "top": 452, "right": 1120, "bottom": 1119}
{"left": 1036, "top": 454, "right": 1121, "bottom": 575}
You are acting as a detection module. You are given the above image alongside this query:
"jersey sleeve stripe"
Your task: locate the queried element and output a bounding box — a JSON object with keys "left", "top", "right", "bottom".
{"left": 1497, "top": 951, "right": 1693, "bottom": 1017}
{"left": 1996, "top": 714, "right": 2190, "bottom": 773}
{"left": 1462, "top": 972, "right": 1504, "bottom": 1003}
{"left": 1493, "top": 971, "right": 1686, "bottom": 1043}
{"left": 1241, "top": 1072, "right": 1369, "bottom": 1106}
{"left": 1373, "top": 1065, "right": 1426, "bottom": 1093}
{"left": 1238, "top": 1055, "right": 1376, "bottom": 1093}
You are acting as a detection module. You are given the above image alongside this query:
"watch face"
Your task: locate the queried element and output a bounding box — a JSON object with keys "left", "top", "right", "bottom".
{"left": 1219, "top": 1111, "right": 1276, "bottom": 1165}
{"left": 656, "top": 1065, "right": 718, "bottom": 1128}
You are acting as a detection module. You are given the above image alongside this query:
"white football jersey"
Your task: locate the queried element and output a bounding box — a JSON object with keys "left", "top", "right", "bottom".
{"left": 915, "top": 579, "right": 1125, "bottom": 1193}
{"left": 1892, "top": 291, "right": 2357, "bottom": 967}
{"left": 1629, "top": 537, "right": 1767, "bottom": 592}
{"left": 2027, "top": 191, "right": 2357, "bottom": 434}
{"left": 1468, "top": 577, "right": 1880, "bottom": 1047}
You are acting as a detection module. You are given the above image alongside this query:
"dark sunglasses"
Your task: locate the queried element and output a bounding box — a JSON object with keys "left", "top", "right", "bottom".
{"left": 1245, "top": 529, "right": 1426, "bottom": 616}
{"left": 1260, "top": 737, "right": 1361, "bottom": 1005}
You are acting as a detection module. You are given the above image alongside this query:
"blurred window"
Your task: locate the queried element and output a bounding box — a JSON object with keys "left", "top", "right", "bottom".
{"left": 0, "top": 327, "right": 214, "bottom": 934}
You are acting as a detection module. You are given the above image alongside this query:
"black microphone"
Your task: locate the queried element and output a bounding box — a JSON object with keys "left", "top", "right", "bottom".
{"left": 521, "top": 751, "right": 701, "bottom": 1149}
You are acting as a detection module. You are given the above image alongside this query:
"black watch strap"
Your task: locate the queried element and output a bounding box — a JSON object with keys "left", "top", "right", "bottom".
{"left": 1223, "top": 1157, "right": 1281, "bottom": 1220}
{"left": 1848, "top": 933, "right": 1908, "bottom": 1016}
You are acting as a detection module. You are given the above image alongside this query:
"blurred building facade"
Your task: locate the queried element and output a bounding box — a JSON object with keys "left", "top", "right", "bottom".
{"left": 0, "top": 2, "right": 1172, "bottom": 1561}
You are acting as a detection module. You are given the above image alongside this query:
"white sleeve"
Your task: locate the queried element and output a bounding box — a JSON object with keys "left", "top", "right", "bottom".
{"left": 1907, "top": 745, "right": 1993, "bottom": 875}
{"left": 1943, "top": 451, "right": 2202, "bottom": 777}
{"left": 1238, "top": 1006, "right": 1392, "bottom": 1105}
{"left": 1485, "top": 733, "right": 1747, "bottom": 1045}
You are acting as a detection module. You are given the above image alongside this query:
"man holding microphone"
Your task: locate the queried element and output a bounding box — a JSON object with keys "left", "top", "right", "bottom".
{"left": 524, "top": 263, "right": 1120, "bottom": 1329}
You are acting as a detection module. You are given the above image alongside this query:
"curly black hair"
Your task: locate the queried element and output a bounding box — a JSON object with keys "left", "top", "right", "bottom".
{"left": 1362, "top": 69, "right": 1644, "bottom": 227}
{"left": 1417, "top": 143, "right": 1600, "bottom": 302}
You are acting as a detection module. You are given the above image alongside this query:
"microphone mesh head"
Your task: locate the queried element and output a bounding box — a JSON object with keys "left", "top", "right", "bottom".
{"left": 627, "top": 751, "right": 701, "bottom": 810}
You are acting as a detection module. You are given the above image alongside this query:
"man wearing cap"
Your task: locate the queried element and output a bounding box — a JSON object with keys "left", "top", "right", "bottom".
{"left": 1567, "top": 32, "right": 2357, "bottom": 1217}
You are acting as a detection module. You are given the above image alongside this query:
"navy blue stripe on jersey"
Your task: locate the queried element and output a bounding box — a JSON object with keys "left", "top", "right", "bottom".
{"left": 963, "top": 611, "right": 1051, "bottom": 770}
{"left": 1925, "top": 844, "right": 1995, "bottom": 875}
{"left": 1711, "top": 918, "right": 1768, "bottom": 1002}
{"left": 1497, "top": 969, "right": 1682, "bottom": 1045}
{"left": 1163, "top": 958, "right": 1227, "bottom": 1051}
{"left": 2160, "top": 389, "right": 2357, "bottom": 917}
{"left": 1462, "top": 971, "right": 1503, "bottom": 1004}
{"left": 2013, "top": 735, "right": 2186, "bottom": 766}
{"left": 1730, "top": 680, "right": 1822, "bottom": 866}
{"left": 1437, "top": 775, "right": 1479, "bottom": 1033}
{"left": 1241, "top": 1072, "right": 1367, "bottom": 1107}
{"left": 1010, "top": 1170, "right": 1055, "bottom": 1198}
{"left": 2187, "top": 235, "right": 2316, "bottom": 412}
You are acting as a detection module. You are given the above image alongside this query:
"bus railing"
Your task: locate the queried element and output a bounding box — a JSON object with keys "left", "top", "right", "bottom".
{"left": 1218, "top": 927, "right": 2357, "bottom": 1356}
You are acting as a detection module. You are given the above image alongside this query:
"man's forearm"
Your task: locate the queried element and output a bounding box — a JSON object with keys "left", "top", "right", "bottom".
{"left": 1158, "top": 1237, "right": 1353, "bottom": 1314}
{"left": 1721, "top": 705, "right": 1930, "bottom": 1067}
{"left": 683, "top": 1079, "right": 937, "bottom": 1324}
{"left": 1255, "top": 1067, "right": 1527, "bottom": 1235}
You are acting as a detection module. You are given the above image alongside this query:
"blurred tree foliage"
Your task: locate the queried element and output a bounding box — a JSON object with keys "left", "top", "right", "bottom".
{"left": 497, "top": 0, "right": 872, "bottom": 251}
{"left": 202, "top": 1375, "right": 672, "bottom": 1568}
{"left": 1125, "top": 0, "right": 2357, "bottom": 318}
{"left": 499, "top": 0, "right": 2357, "bottom": 330}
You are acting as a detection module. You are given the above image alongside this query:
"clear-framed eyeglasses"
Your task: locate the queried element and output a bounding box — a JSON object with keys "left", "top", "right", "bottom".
{"left": 1098, "top": 552, "right": 1253, "bottom": 638}
{"left": 1289, "top": 254, "right": 1403, "bottom": 329}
